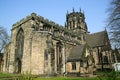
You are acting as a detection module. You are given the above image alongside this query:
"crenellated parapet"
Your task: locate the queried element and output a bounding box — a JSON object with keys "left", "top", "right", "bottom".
{"left": 12, "top": 12, "right": 81, "bottom": 45}
{"left": 30, "top": 13, "right": 81, "bottom": 45}
{"left": 12, "top": 12, "right": 65, "bottom": 29}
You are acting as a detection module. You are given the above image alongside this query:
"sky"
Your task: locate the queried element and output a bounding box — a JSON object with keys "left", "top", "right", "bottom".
{"left": 0, "top": 0, "right": 109, "bottom": 35}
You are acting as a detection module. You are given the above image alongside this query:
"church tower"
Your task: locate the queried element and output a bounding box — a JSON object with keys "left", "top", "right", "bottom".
{"left": 66, "top": 8, "right": 88, "bottom": 33}
{"left": 66, "top": 8, "right": 88, "bottom": 43}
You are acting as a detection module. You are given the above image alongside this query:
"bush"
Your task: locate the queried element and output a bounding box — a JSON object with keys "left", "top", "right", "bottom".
{"left": 98, "top": 71, "right": 120, "bottom": 80}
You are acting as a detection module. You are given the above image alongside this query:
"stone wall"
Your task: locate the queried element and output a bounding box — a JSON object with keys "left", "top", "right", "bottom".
{"left": 30, "top": 31, "right": 47, "bottom": 75}
{"left": 3, "top": 43, "right": 11, "bottom": 73}
{"left": 8, "top": 19, "right": 33, "bottom": 73}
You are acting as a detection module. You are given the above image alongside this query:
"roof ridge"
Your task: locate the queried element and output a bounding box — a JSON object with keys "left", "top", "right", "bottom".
{"left": 90, "top": 30, "right": 106, "bottom": 35}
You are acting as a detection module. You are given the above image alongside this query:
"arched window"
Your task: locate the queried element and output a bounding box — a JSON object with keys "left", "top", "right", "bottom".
{"left": 15, "top": 28, "right": 24, "bottom": 73}
{"left": 16, "top": 29, "right": 24, "bottom": 59}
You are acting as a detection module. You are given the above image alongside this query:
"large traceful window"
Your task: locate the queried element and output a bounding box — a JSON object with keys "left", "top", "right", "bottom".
{"left": 15, "top": 29, "right": 24, "bottom": 73}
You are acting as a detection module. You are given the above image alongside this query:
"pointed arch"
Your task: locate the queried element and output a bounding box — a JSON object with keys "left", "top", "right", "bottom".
{"left": 15, "top": 28, "right": 24, "bottom": 73}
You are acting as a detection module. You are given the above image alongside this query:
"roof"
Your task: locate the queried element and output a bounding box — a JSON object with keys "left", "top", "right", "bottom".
{"left": 86, "top": 30, "right": 107, "bottom": 47}
{"left": 67, "top": 44, "right": 86, "bottom": 61}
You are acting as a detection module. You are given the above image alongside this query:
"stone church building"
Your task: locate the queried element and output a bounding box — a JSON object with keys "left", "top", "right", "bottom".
{"left": 2, "top": 10, "right": 118, "bottom": 76}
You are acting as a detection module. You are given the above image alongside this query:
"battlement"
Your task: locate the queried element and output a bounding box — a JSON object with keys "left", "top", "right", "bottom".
{"left": 66, "top": 9, "right": 85, "bottom": 19}
{"left": 67, "top": 12, "right": 84, "bottom": 18}
{"left": 12, "top": 12, "right": 64, "bottom": 30}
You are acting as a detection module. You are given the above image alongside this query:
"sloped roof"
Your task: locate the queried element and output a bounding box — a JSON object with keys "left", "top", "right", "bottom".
{"left": 67, "top": 44, "right": 85, "bottom": 61}
{"left": 86, "top": 30, "right": 107, "bottom": 47}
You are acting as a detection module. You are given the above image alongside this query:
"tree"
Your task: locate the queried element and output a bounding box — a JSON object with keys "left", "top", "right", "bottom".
{"left": 107, "top": 0, "right": 120, "bottom": 49}
{"left": 0, "top": 25, "right": 9, "bottom": 53}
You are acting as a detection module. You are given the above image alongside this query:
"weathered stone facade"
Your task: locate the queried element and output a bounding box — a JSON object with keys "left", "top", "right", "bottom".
{"left": 2, "top": 10, "right": 119, "bottom": 76}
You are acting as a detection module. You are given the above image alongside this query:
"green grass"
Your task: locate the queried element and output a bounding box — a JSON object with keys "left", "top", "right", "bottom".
{"left": 0, "top": 72, "right": 15, "bottom": 77}
{"left": 0, "top": 72, "right": 120, "bottom": 80}
{"left": 0, "top": 72, "right": 100, "bottom": 80}
{"left": 34, "top": 76, "right": 120, "bottom": 80}
{"left": 34, "top": 77, "right": 100, "bottom": 80}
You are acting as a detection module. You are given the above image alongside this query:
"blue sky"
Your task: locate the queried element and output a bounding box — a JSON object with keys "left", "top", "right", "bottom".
{"left": 0, "top": 0, "right": 109, "bottom": 35}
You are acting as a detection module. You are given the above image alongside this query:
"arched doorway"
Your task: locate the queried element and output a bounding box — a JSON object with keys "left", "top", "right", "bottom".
{"left": 15, "top": 29, "right": 24, "bottom": 73}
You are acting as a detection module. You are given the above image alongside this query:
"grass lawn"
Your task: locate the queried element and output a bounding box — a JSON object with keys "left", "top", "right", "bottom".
{"left": 0, "top": 72, "right": 100, "bottom": 80}
{"left": 0, "top": 72, "right": 15, "bottom": 77}
{"left": 34, "top": 76, "right": 120, "bottom": 80}
{"left": 34, "top": 77, "right": 100, "bottom": 80}
{"left": 0, "top": 72, "right": 120, "bottom": 80}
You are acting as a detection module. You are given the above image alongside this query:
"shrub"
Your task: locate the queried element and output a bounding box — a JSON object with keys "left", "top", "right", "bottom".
{"left": 98, "top": 71, "right": 120, "bottom": 80}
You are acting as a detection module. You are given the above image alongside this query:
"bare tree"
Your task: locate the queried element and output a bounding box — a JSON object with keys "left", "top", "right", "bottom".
{"left": 107, "top": 0, "right": 120, "bottom": 48}
{"left": 0, "top": 25, "right": 9, "bottom": 53}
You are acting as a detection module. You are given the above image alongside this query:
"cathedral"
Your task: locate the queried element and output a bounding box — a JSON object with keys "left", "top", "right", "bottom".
{"left": 2, "top": 9, "right": 119, "bottom": 76}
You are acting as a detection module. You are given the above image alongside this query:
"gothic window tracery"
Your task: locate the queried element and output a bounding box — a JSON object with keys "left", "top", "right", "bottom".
{"left": 15, "top": 28, "right": 24, "bottom": 73}
{"left": 16, "top": 29, "right": 24, "bottom": 59}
